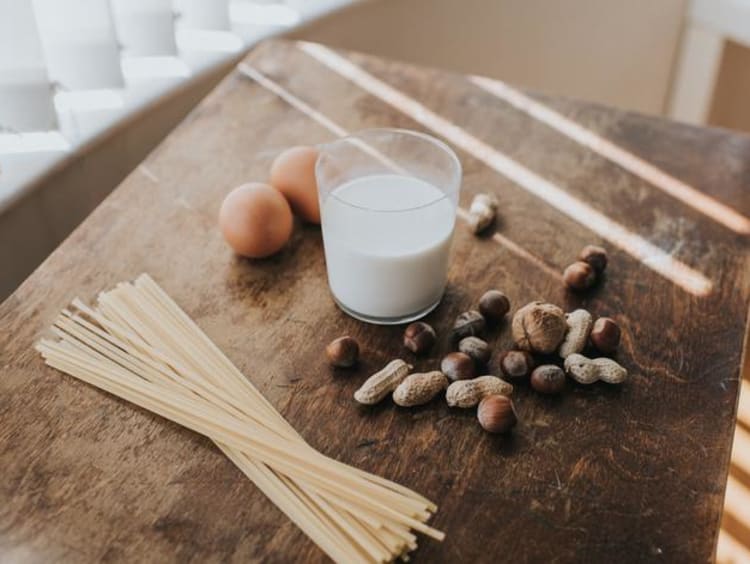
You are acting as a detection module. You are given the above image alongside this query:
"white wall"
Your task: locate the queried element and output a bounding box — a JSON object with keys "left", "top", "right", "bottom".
{"left": 292, "top": 0, "right": 688, "bottom": 115}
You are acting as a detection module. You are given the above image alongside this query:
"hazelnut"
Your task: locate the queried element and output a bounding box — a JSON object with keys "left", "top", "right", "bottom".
{"left": 590, "top": 317, "right": 621, "bottom": 354}
{"left": 451, "top": 310, "right": 486, "bottom": 341}
{"left": 579, "top": 245, "right": 608, "bottom": 273}
{"left": 458, "top": 336, "right": 491, "bottom": 365}
{"left": 326, "top": 336, "right": 359, "bottom": 367}
{"left": 511, "top": 301, "right": 566, "bottom": 354}
{"left": 563, "top": 261, "right": 597, "bottom": 291}
{"left": 478, "top": 290, "right": 510, "bottom": 323}
{"left": 497, "top": 350, "right": 535, "bottom": 379}
{"left": 441, "top": 352, "right": 477, "bottom": 381}
{"left": 477, "top": 395, "right": 517, "bottom": 434}
{"left": 530, "top": 365, "right": 566, "bottom": 394}
{"left": 403, "top": 322, "right": 436, "bottom": 354}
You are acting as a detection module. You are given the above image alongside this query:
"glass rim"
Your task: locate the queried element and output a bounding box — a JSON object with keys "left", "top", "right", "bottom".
{"left": 316, "top": 127, "right": 462, "bottom": 213}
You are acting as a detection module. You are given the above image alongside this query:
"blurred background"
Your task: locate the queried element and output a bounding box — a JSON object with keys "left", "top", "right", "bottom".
{"left": 3, "top": 0, "right": 750, "bottom": 299}
{"left": 0, "top": 1, "right": 749, "bottom": 560}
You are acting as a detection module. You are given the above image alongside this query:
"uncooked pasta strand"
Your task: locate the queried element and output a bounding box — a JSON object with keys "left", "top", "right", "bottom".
{"left": 37, "top": 275, "right": 443, "bottom": 562}
{"left": 91, "top": 286, "right": 434, "bottom": 518}
{"left": 43, "top": 334, "right": 429, "bottom": 522}
{"left": 134, "top": 275, "right": 435, "bottom": 509}
{"left": 40, "top": 333, "right": 435, "bottom": 536}
{"left": 51, "top": 318, "right": 381, "bottom": 561}
{"left": 57, "top": 312, "right": 419, "bottom": 549}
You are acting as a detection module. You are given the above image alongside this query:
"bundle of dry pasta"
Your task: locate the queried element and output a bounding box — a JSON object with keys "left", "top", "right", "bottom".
{"left": 37, "top": 274, "right": 442, "bottom": 563}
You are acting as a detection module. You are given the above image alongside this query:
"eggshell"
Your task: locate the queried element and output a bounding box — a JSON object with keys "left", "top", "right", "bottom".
{"left": 270, "top": 146, "right": 320, "bottom": 224}
{"left": 219, "top": 183, "right": 293, "bottom": 258}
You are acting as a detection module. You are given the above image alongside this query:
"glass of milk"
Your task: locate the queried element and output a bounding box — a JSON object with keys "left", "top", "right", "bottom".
{"left": 316, "top": 128, "right": 462, "bottom": 325}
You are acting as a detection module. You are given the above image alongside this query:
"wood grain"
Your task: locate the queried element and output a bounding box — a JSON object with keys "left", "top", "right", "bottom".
{"left": 1, "top": 40, "right": 749, "bottom": 563}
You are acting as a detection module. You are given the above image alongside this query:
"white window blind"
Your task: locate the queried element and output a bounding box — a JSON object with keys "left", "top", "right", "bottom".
{"left": 174, "top": 0, "right": 232, "bottom": 30}
{"left": 112, "top": 0, "right": 178, "bottom": 58}
{"left": 0, "top": 0, "right": 56, "bottom": 132}
{"left": 32, "top": 0, "right": 125, "bottom": 90}
{"left": 0, "top": 0, "right": 358, "bottom": 208}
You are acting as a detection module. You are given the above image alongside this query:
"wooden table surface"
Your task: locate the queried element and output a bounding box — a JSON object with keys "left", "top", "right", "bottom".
{"left": 2, "top": 40, "right": 750, "bottom": 563}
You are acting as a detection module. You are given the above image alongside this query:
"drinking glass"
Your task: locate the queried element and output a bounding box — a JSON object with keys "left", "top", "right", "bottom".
{"left": 316, "top": 128, "right": 462, "bottom": 325}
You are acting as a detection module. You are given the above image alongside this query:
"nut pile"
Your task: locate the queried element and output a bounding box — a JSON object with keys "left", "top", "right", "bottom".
{"left": 508, "top": 298, "right": 626, "bottom": 387}
{"left": 327, "top": 289, "right": 518, "bottom": 434}
{"left": 325, "top": 246, "right": 628, "bottom": 436}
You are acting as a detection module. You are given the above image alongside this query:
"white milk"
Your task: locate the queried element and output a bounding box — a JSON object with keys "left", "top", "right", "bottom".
{"left": 321, "top": 174, "right": 456, "bottom": 320}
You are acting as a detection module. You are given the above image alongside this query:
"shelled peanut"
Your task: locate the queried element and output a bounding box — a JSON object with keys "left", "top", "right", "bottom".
{"left": 564, "top": 354, "right": 627, "bottom": 384}
{"left": 446, "top": 376, "right": 513, "bottom": 408}
{"left": 393, "top": 372, "right": 449, "bottom": 407}
{"left": 354, "top": 359, "right": 412, "bottom": 405}
{"left": 558, "top": 309, "right": 593, "bottom": 358}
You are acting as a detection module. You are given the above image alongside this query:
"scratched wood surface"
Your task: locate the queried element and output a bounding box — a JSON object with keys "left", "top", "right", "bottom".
{"left": 2, "top": 40, "right": 750, "bottom": 563}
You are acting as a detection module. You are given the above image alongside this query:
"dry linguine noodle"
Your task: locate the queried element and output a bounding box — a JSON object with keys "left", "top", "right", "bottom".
{"left": 37, "top": 273, "right": 442, "bottom": 563}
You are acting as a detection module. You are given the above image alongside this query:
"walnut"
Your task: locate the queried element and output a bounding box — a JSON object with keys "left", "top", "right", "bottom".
{"left": 511, "top": 301, "right": 566, "bottom": 354}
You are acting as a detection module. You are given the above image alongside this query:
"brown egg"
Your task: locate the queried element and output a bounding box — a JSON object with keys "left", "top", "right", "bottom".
{"left": 270, "top": 145, "right": 320, "bottom": 224}
{"left": 218, "top": 183, "right": 293, "bottom": 258}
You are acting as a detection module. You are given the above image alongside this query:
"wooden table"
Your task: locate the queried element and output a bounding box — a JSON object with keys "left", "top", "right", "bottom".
{"left": 2, "top": 40, "right": 749, "bottom": 563}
